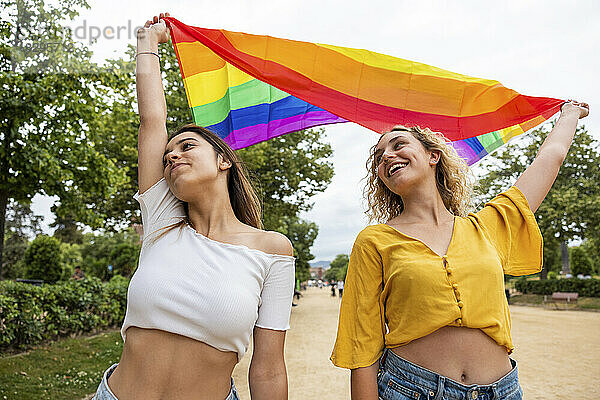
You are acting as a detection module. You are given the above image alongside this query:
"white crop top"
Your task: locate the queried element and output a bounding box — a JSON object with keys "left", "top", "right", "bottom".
{"left": 121, "top": 178, "right": 296, "bottom": 360}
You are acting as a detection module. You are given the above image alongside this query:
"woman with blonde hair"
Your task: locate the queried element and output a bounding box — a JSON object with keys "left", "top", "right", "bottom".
{"left": 92, "top": 13, "right": 295, "bottom": 400}
{"left": 331, "top": 101, "right": 588, "bottom": 400}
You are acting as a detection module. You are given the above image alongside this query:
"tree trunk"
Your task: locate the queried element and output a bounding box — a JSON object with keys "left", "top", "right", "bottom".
{"left": 560, "top": 241, "right": 570, "bottom": 275}
{"left": 0, "top": 189, "right": 8, "bottom": 278}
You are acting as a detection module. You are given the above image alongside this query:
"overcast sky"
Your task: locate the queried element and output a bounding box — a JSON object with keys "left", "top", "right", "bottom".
{"left": 30, "top": 0, "right": 600, "bottom": 262}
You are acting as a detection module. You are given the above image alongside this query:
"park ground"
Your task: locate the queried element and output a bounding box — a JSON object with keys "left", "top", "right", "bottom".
{"left": 1, "top": 287, "right": 599, "bottom": 399}
{"left": 233, "top": 287, "right": 600, "bottom": 400}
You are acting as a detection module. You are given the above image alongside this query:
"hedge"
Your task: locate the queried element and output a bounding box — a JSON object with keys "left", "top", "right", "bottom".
{"left": 514, "top": 277, "right": 600, "bottom": 297}
{"left": 0, "top": 276, "right": 128, "bottom": 350}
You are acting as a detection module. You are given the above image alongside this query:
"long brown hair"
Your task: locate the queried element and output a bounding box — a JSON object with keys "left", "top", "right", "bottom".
{"left": 364, "top": 125, "right": 473, "bottom": 222}
{"left": 153, "top": 124, "right": 262, "bottom": 239}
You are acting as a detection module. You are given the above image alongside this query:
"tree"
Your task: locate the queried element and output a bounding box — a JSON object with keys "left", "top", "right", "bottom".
{"left": 3, "top": 199, "right": 43, "bottom": 238}
{"left": 2, "top": 200, "right": 42, "bottom": 279}
{"left": 280, "top": 216, "right": 318, "bottom": 282}
{"left": 324, "top": 254, "right": 349, "bottom": 282}
{"left": 51, "top": 213, "right": 84, "bottom": 244}
{"left": 323, "top": 267, "right": 337, "bottom": 282}
{"left": 0, "top": 0, "right": 132, "bottom": 273}
{"left": 109, "top": 241, "right": 140, "bottom": 278}
{"left": 239, "top": 129, "right": 334, "bottom": 231}
{"left": 476, "top": 124, "right": 600, "bottom": 278}
{"left": 2, "top": 231, "right": 27, "bottom": 279}
{"left": 59, "top": 242, "right": 83, "bottom": 280}
{"left": 23, "top": 234, "right": 62, "bottom": 283}
{"left": 580, "top": 238, "right": 600, "bottom": 274}
{"left": 570, "top": 246, "right": 593, "bottom": 276}
{"left": 330, "top": 254, "right": 350, "bottom": 270}
{"left": 81, "top": 228, "right": 141, "bottom": 280}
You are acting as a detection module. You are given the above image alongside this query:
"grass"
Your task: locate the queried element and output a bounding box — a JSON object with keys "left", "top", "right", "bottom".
{"left": 578, "top": 297, "right": 600, "bottom": 310}
{"left": 0, "top": 330, "right": 122, "bottom": 400}
{"left": 510, "top": 294, "right": 545, "bottom": 305}
{"left": 510, "top": 294, "right": 600, "bottom": 310}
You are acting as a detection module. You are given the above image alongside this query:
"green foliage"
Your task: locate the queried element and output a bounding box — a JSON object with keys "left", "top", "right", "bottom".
{"left": 2, "top": 231, "right": 28, "bottom": 279}
{"left": 580, "top": 238, "right": 600, "bottom": 274}
{"left": 547, "top": 271, "right": 558, "bottom": 280}
{"left": 2, "top": 200, "right": 42, "bottom": 279}
{"left": 109, "top": 241, "right": 140, "bottom": 278}
{"left": 514, "top": 277, "right": 600, "bottom": 297}
{"left": 337, "top": 265, "right": 348, "bottom": 281}
{"left": 0, "top": 0, "right": 136, "bottom": 273}
{"left": 323, "top": 267, "right": 337, "bottom": 282}
{"left": 543, "top": 242, "right": 561, "bottom": 274}
{"left": 330, "top": 254, "right": 349, "bottom": 270}
{"left": 59, "top": 242, "right": 83, "bottom": 280}
{"left": 570, "top": 246, "right": 593, "bottom": 276}
{"left": 324, "top": 254, "right": 349, "bottom": 282}
{"left": 81, "top": 228, "right": 141, "bottom": 280}
{"left": 4, "top": 200, "right": 43, "bottom": 238}
{"left": 0, "top": 277, "right": 128, "bottom": 349}
{"left": 23, "top": 235, "right": 62, "bottom": 283}
{"left": 279, "top": 217, "right": 318, "bottom": 282}
{"left": 238, "top": 128, "right": 334, "bottom": 231}
{"left": 51, "top": 213, "right": 84, "bottom": 244}
{"left": 475, "top": 124, "right": 600, "bottom": 278}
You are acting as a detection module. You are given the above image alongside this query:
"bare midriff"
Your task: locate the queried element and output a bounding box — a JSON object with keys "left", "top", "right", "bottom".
{"left": 107, "top": 327, "right": 238, "bottom": 400}
{"left": 391, "top": 326, "right": 512, "bottom": 385}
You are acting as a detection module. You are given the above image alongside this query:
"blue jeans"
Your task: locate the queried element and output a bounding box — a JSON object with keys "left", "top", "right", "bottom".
{"left": 378, "top": 349, "right": 523, "bottom": 400}
{"left": 92, "top": 364, "right": 239, "bottom": 400}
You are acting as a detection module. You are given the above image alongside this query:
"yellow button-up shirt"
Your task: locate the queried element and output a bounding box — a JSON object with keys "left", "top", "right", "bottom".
{"left": 331, "top": 186, "right": 542, "bottom": 369}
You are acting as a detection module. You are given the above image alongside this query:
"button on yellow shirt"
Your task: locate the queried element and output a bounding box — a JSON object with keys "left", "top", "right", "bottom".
{"left": 330, "top": 186, "right": 543, "bottom": 369}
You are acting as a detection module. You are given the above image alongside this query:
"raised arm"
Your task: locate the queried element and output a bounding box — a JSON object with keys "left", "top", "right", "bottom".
{"left": 514, "top": 101, "right": 589, "bottom": 212}
{"left": 136, "top": 13, "right": 171, "bottom": 193}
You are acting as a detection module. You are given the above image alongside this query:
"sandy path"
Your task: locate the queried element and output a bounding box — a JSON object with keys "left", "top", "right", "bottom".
{"left": 233, "top": 286, "right": 350, "bottom": 399}
{"left": 510, "top": 305, "right": 600, "bottom": 399}
{"left": 233, "top": 287, "right": 600, "bottom": 399}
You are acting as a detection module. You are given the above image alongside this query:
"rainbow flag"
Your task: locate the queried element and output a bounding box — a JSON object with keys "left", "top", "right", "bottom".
{"left": 165, "top": 17, "right": 563, "bottom": 164}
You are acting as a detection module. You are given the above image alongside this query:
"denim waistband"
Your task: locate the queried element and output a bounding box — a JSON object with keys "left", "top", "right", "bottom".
{"left": 380, "top": 349, "right": 521, "bottom": 400}
{"left": 95, "top": 363, "right": 238, "bottom": 400}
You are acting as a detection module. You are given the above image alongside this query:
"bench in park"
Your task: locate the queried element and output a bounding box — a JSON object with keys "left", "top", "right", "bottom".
{"left": 544, "top": 292, "right": 579, "bottom": 310}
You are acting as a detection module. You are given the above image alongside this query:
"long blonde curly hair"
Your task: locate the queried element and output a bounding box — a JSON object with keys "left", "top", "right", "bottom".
{"left": 364, "top": 125, "right": 473, "bottom": 223}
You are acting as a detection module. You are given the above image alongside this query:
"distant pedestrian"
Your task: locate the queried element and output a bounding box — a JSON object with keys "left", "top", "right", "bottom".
{"left": 337, "top": 280, "right": 344, "bottom": 298}
{"left": 331, "top": 281, "right": 337, "bottom": 297}
{"left": 71, "top": 266, "right": 86, "bottom": 281}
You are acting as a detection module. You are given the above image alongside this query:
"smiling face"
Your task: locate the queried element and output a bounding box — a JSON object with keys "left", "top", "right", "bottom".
{"left": 162, "top": 131, "right": 231, "bottom": 201}
{"left": 373, "top": 130, "right": 439, "bottom": 195}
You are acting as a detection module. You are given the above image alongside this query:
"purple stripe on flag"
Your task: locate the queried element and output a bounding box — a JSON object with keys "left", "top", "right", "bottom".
{"left": 450, "top": 140, "right": 479, "bottom": 166}
{"left": 225, "top": 110, "right": 347, "bottom": 150}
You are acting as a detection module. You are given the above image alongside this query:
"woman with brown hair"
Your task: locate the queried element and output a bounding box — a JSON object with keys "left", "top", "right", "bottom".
{"left": 92, "top": 13, "right": 295, "bottom": 400}
{"left": 331, "top": 101, "right": 588, "bottom": 399}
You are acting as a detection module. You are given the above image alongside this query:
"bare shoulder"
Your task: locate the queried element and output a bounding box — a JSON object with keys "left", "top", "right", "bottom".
{"left": 238, "top": 228, "right": 293, "bottom": 257}
{"left": 257, "top": 230, "right": 294, "bottom": 257}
